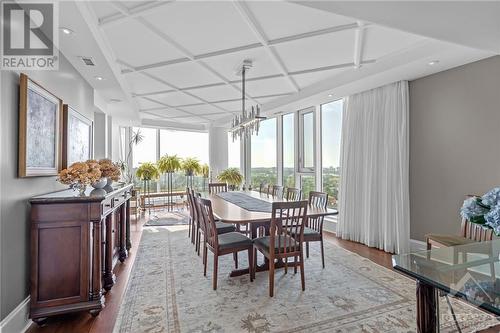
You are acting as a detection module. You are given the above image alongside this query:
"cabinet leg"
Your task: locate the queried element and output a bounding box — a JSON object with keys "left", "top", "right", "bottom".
{"left": 33, "top": 317, "right": 48, "bottom": 326}
{"left": 89, "top": 309, "right": 102, "bottom": 317}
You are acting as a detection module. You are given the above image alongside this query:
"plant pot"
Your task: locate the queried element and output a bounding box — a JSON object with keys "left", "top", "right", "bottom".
{"left": 90, "top": 188, "right": 106, "bottom": 197}
{"left": 185, "top": 171, "right": 194, "bottom": 177}
{"left": 106, "top": 177, "right": 113, "bottom": 186}
{"left": 92, "top": 178, "right": 107, "bottom": 189}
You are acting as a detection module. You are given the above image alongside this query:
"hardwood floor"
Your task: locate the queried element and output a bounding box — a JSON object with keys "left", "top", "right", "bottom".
{"left": 26, "top": 210, "right": 499, "bottom": 333}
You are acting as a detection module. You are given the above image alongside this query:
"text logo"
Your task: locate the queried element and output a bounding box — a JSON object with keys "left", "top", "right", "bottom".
{"left": 1, "top": 2, "right": 59, "bottom": 70}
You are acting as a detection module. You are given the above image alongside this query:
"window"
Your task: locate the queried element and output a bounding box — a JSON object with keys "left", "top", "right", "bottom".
{"left": 251, "top": 118, "right": 277, "bottom": 188}
{"left": 282, "top": 113, "right": 295, "bottom": 187}
{"left": 132, "top": 127, "right": 157, "bottom": 168}
{"left": 228, "top": 132, "right": 240, "bottom": 169}
{"left": 321, "top": 100, "right": 343, "bottom": 208}
{"left": 300, "top": 175, "right": 315, "bottom": 198}
{"left": 299, "top": 108, "right": 315, "bottom": 172}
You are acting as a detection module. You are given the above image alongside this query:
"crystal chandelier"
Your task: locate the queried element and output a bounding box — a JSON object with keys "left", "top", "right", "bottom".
{"left": 230, "top": 60, "right": 266, "bottom": 142}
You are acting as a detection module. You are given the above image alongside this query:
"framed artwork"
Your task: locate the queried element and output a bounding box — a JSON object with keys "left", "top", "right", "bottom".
{"left": 62, "top": 105, "right": 93, "bottom": 168}
{"left": 18, "top": 73, "right": 63, "bottom": 177}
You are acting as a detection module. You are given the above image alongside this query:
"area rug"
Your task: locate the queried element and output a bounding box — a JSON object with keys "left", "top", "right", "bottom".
{"left": 113, "top": 226, "right": 498, "bottom": 333}
{"left": 144, "top": 212, "right": 189, "bottom": 227}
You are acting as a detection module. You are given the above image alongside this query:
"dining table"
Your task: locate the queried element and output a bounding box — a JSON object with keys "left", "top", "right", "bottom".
{"left": 206, "top": 190, "right": 338, "bottom": 277}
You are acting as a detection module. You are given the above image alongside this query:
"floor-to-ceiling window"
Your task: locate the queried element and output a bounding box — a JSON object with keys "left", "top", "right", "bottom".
{"left": 227, "top": 132, "right": 240, "bottom": 170}
{"left": 132, "top": 127, "right": 158, "bottom": 190}
{"left": 282, "top": 113, "right": 295, "bottom": 187}
{"left": 321, "top": 100, "right": 343, "bottom": 208}
{"left": 159, "top": 129, "right": 208, "bottom": 191}
{"left": 251, "top": 118, "right": 277, "bottom": 188}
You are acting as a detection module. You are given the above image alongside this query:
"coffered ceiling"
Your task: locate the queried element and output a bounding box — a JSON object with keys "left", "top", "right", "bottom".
{"left": 66, "top": 1, "right": 497, "bottom": 126}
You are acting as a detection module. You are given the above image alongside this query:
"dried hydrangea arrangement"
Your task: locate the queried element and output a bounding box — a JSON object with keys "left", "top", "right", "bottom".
{"left": 460, "top": 187, "right": 500, "bottom": 235}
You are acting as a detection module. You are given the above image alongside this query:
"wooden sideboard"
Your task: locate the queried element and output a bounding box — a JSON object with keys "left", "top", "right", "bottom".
{"left": 29, "top": 183, "right": 133, "bottom": 325}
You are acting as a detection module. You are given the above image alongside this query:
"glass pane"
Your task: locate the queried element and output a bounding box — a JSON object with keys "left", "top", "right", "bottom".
{"left": 251, "top": 118, "right": 277, "bottom": 188}
{"left": 132, "top": 127, "right": 157, "bottom": 168}
{"left": 283, "top": 113, "right": 295, "bottom": 188}
{"left": 228, "top": 132, "right": 240, "bottom": 169}
{"left": 321, "top": 100, "right": 343, "bottom": 208}
{"left": 300, "top": 175, "right": 315, "bottom": 199}
{"left": 302, "top": 112, "right": 314, "bottom": 169}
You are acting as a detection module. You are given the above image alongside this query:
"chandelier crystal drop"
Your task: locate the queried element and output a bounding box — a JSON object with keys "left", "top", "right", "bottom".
{"left": 230, "top": 60, "right": 266, "bottom": 142}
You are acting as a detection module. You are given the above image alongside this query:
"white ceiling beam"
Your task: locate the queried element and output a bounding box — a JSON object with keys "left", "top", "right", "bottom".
{"left": 232, "top": 1, "right": 300, "bottom": 92}
{"left": 140, "top": 96, "right": 212, "bottom": 122}
{"left": 99, "top": 1, "right": 175, "bottom": 27}
{"left": 353, "top": 21, "right": 367, "bottom": 69}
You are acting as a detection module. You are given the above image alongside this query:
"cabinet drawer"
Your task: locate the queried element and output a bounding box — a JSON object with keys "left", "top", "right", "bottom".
{"left": 102, "top": 197, "right": 113, "bottom": 215}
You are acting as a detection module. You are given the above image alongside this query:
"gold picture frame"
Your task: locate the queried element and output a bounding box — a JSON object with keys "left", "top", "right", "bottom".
{"left": 18, "top": 73, "right": 63, "bottom": 177}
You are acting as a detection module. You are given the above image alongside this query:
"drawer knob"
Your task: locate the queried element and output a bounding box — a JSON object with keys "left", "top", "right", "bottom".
{"left": 104, "top": 204, "right": 111, "bottom": 207}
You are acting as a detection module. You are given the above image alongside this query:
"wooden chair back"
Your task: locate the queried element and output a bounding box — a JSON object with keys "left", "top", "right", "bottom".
{"left": 286, "top": 187, "right": 301, "bottom": 201}
{"left": 270, "top": 200, "right": 308, "bottom": 256}
{"left": 193, "top": 193, "right": 207, "bottom": 234}
{"left": 208, "top": 182, "right": 227, "bottom": 194}
{"left": 186, "top": 187, "right": 194, "bottom": 219}
{"left": 461, "top": 218, "right": 494, "bottom": 242}
{"left": 271, "top": 185, "right": 284, "bottom": 198}
{"left": 308, "top": 191, "right": 328, "bottom": 232}
{"left": 198, "top": 198, "right": 219, "bottom": 250}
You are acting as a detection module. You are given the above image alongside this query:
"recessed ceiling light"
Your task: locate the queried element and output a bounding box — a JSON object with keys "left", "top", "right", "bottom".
{"left": 110, "top": 98, "right": 121, "bottom": 103}
{"left": 94, "top": 76, "right": 104, "bottom": 81}
{"left": 428, "top": 60, "right": 440, "bottom": 66}
{"left": 60, "top": 27, "right": 74, "bottom": 35}
{"left": 328, "top": 94, "right": 333, "bottom": 97}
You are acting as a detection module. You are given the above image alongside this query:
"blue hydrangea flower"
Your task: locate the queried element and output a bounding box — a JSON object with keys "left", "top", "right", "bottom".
{"left": 460, "top": 197, "right": 488, "bottom": 220}
{"left": 482, "top": 187, "right": 500, "bottom": 207}
{"left": 485, "top": 205, "right": 500, "bottom": 236}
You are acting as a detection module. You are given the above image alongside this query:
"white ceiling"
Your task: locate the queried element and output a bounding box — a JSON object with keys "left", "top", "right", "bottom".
{"left": 60, "top": 1, "right": 499, "bottom": 127}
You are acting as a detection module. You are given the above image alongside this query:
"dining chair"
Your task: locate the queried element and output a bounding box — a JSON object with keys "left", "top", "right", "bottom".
{"left": 198, "top": 197, "right": 254, "bottom": 290}
{"left": 300, "top": 191, "right": 328, "bottom": 268}
{"left": 271, "top": 185, "right": 284, "bottom": 198}
{"left": 254, "top": 200, "right": 308, "bottom": 297}
{"left": 285, "top": 187, "right": 302, "bottom": 201}
{"left": 186, "top": 187, "right": 195, "bottom": 242}
{"left": 208, "top": 182, "right": 227, "bottom": 194}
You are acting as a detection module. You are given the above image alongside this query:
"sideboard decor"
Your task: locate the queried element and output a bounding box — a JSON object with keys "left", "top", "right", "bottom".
{"left": 18, "top": 73, "right": 63, "bottom": 177}
{"left": 29, "top": 183, "right": 133, "bottom": 325}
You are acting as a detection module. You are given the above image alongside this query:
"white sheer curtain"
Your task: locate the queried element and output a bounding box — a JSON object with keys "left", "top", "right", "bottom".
{"left": 337, "top": 81, "right": 410, "bottom": 254}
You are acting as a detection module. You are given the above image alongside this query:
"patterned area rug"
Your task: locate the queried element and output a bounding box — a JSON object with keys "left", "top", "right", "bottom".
{"left": 113, "top": 227, "right": 498, "bottom": 333}
{"left": 144, "top": 212, "right": 189, "bottom": 227}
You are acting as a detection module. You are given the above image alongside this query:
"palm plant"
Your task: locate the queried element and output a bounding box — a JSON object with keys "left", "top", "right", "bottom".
{"left": 122, "top": 128, "right": 144, "bottom": 183}
{"left": 136, "top": 162, "right": 160, "bottom": 181}
{"left": 217, "top": 168, "right": 243, "bottom": 190}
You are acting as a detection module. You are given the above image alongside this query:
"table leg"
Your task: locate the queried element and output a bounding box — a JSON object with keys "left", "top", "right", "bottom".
{"left": 416, "top": 280, "right": 438, "bottom": 333}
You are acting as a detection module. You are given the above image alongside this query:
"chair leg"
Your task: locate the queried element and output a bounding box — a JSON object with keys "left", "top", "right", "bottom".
{"left": 233, "top": 252, "right": 238, "bottom": 269}
{"left": 196, "top": 229, "right": 201, "bottom": 256}
{"left": 320, "top": 239, "right": 325, "bottom": 269}
{"left": 254, "top": 248, "right": 258, "bottom": 272}
{"left": 306, "top": 242, "right": 309, "bottom": 258}
{"left": 294, "top": 256, "right": 298, "bottom": 274}
{"left": 213, "top": 254, "right": 218, "bottom": 290}
{"left": 284, "top": 257, "right": 288, "bottom": 274}
{"left": 248, "top": 248, "right": 254, "bottom": 282}
{"left": 299, "top": 251, "right": 305, "bottom": 291}
{"left": 188, "top": 217, "right": 191, "bottom": 238}
{"left": 269, "top": 257, "right": 275, "bottom": 297}
{"left": 203, "top": 244, "right": 208, "bottom": 277}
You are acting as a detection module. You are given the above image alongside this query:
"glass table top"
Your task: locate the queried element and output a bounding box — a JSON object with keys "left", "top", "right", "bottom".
{"left": 393, "top": 239, "right": 500, "bottom": 315}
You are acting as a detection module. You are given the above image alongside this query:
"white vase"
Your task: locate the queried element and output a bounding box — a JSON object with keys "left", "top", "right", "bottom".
{"left": 92, "top": 178, "right": 107, "bottom": 189}
{"left": 106, "top": 177, "right": 113, "bottom": 186}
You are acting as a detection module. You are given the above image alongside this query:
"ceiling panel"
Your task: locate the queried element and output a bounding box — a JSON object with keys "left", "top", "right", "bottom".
{"left": 120, "top": 1, "right": 156, "bottom": 10}
{"left": 136, "top": 97, "right": 164, "bottom": 109}
{"left": 125, "top": 72, "right": 169, "bottom": 94}
{"left": 142, "top": 1, "right": 259, "bottom": 55}
{"left": 150, "top": 108, "right": 189, "bottom": 118}
{"left": 187, "top": 84, "right": 241, "bottom": 102}
{"left": 178, "top": 104, "right": 225, "bottom": 115}
{"left": 363, "top": 26, "right": 424, "bottom": 60}
{"left": 212, "top": 100, "right": 242, "bottom": 112}
{"left": 144, "top": 62, "right": 223, "bottom": 89}
{"left": 246, "top": 1, "right": 355, "bottom": 40}
{"left": 201, "top": 46, "right": 282, "bottom": 82}
{"left": 151, "top": 91, "right": 202, "bottom": 107}
{"left": 256, "top": 96, "right": 282, "bottom": 105}
{"left": 292, "top": 67, "right": 348, "bottom": 89}
{"left": 172, "top": 116, "right": 209, "bottom": 124}
{"left": 235, "top": 76, "right": 295, "bottom": 97}
{"left": 91, "top": 2, "right": 119, "bottom": 19}
{"left": 103, "top": 20, "right": 185, "bottom": 67}
{"left": 274, "top": 29, "right": 355, "bottom": 72}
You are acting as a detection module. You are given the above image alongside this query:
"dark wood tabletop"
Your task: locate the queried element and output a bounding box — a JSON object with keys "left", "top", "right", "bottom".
{"left": 207, "top": 190, "right": 337, "bottom": 224}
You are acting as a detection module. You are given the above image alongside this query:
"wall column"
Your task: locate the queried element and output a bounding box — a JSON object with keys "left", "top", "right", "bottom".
{"left": 208, "top": 126, "right": 228, "bottom": 179}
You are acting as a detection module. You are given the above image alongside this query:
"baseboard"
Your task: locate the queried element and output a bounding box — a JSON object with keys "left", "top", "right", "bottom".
{"left": 410, "top": 238, "right": 427, "bottom": 252}
{"left": 0, "top": 297, "right": 32, "bottom": 333}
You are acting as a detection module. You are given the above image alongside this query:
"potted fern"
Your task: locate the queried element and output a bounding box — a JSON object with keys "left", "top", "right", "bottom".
{"left": 182, "top": 157, "right": 201, "bottom": 189}
{"left": 157, "top": 155, "right": 182, "bottom": 210}
{"left": 217, "top": 168, "right": 243, "bottom": 191}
